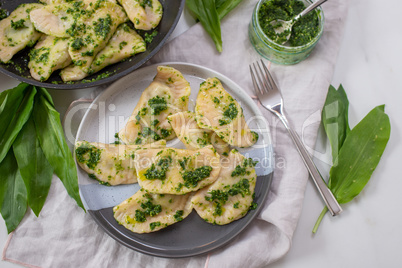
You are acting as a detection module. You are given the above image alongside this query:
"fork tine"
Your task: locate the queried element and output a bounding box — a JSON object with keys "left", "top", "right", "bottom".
{"left": 249, "top": 65, "right": 261, "bottom": 96}
{"left": 250, "top": 63, "right": 265, "bottom": 95}
{"left": 260, "top": 59, "right": 279, "bottom": 92}
{"left": 254, "top": 61, "right": 271, "bottom": 94}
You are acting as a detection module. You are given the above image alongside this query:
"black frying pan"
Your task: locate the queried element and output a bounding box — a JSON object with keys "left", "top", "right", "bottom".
{"left": 0, "top": 0, "right": 184, "bottom": 89}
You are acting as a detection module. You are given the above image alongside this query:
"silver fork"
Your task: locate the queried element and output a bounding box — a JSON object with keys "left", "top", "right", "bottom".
{"left": 250, "top": 60, "right": 342, "bottom": 216}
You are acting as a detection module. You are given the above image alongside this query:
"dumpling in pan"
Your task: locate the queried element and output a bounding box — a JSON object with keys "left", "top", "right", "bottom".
{"left": 60, "top": 2, "right": 128, "bottom": 81}
{"left": 195, "top": 77, "right": 258, "bottom": 148}
{"left": 191, "top": 149, "right": 257, "bottom": 225}
{"left": 88, "top": 23, "right": 146, "bottom": 76}
{"left": 0, "top": 3, "right": 43, "bottom": 63}
{"left": 75, "top": 140, "right": 166, "bottom": 186}
{"left": 118, "top": 66, "right": 191, "bottom": 145}
{"left": 29, "top": 2, "right": 82, "bottom": 38}
{"left": 118, "top": 0, "right": 162, "bottom": 30}
{"left": 28, "top": 35, "right": 71, "bottom": 81}
{"left": 134, "top": 146, "right": 221, "bottom": 194}
{"left": 168, "top": 111, "right": 230, "bottom": 155}
{"left": 113, "top": 188, "right": 193, "bottom": 233}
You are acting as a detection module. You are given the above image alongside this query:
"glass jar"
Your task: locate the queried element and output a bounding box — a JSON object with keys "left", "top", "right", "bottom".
{"left": 249, "top": 0, "right": 324, "bottom": 65}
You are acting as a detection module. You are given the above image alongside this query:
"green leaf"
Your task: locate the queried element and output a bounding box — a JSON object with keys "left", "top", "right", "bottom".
{"left": 330, "top": 105, "right": 390, "bottom": 203}
{"left": 33, "top": 89, "right": 84, "bottom": 210}
{"left": 38, "top": 86, "right": 55, "bottom": 107}
{"left": 186, "top": 0, "right": 222, "bottom": 52}
{"left": 13, "top": 116, "right": 54, "bottom": 217}
{"left": 0, "top": 83, "right": 35, "bottom": 163}
{"left": 0, "top": 150, "right": 28, "bottom": 233}
{"left": 336, "top": 85, "right": 350, "bottom": 135}
{"left": 216, "top": 0, "right": 243, "bottom": 20}
{"left": 321, "top": 85, "right": 350, "bottom": 164}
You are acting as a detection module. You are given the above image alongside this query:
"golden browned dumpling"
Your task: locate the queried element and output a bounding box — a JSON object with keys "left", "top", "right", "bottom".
{"left": 168, "top": 111, "right": 230, "bottom": 155}
{"left": 113, "top": 188, "right": 193, "bottom": 233}
{"left": 191, "top": 149, "right": 257, "bottom": 225}
{"left": 118, "top": 0, "right": 162, "bottom": 30}
{"left": 28, "top": 35, "right": 71, "bottom": 81}
{"left": 134, "top": 146, "right": 221, "bottom": 194}
{"left": 75, "top": 140, "right": 166, "bottom": 185}
{"left": 60, "top": 2, "right": 128, "bottom": 81}
{"left": 118, "top": 66, "right": 191, "bottom": 145}
{"left": 195, "top": 77, "right": 258, "bottom": 147}
{"left": 0, "top": 3, "right": 43, "bottom": 63}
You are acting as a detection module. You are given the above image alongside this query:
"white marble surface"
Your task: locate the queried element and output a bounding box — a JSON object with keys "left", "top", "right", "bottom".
{"left": 1, "top": 0, "right": 402, "bottom": 267}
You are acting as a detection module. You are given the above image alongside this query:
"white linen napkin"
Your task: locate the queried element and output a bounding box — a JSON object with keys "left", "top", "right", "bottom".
{"left": 2, "top": 0, "right": 348, "bottom": 267}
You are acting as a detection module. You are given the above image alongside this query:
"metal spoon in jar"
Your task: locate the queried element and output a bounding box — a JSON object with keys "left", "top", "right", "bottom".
{"left": 271, "top": 0, "right": 328, "bottom": 44}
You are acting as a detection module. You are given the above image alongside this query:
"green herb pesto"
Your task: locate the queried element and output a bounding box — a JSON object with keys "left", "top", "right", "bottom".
{"left": 148, "top": 96, "right": 167, "bottom": 115}
{"left": 228, "top": 179, "right": 251, "bottom": 197}
{"left": 174, "top": 210, "right": 184, "bottom": 221}
{"left": 219, "top": 103, "right": 238, "bottom": 126}
{"left": 75, "top": 142, "right": 101, "bottom": 169}
{"left": 11, "top": 19, "right": 27, "bottom": 30}
{"left": 144, "top": 156, "right": 172, "bottom": 180}
{"left": 181, "top": 165, "right": 212, "bottom": 188}
{"left": 119, "top": 41, "right": 127, "bottom": 50}
{"left": 90, "top": 173, "right": 111, "bottom": 186}
{"left": 231, "top": 158, "right": 257, "bottom": 177}
{"left": 149, "top": 221, "right": 161, "bottom": 230}
{"left": 114, "top": 132, "right": 120, "bottom": 144}
{"left": 258, "top": 0, "right": 320, "bottom": 47}
{"left": 144, "top": 30, "right": 158, "bottom": 44}
{"left": 0, "top": 9, "right": 8, "bottom": 20}
{"left": 71, "top": 38, "right": 85, "bottom": 51}
{"left": 160, "top": 128, "right": 171, "bottom": 138}
{"left": 178, "top": 157, "right": 188, "bottom": 170}
{"left": 140, "top": 0, "right": 153, "bottom": 9}
{"left": 151, "top": 119, "right": 159, "bottom": 126}
{"left": 29, "top": 47, "right": 50, "bottom": 64}
{"left": 94, "top": 14, "right": 112, "bottom": 40}
{"left": 134, "top": 195, "right": 162, "bottom": 222}
{"left": 141, "top": 127, "right": 161, "bottom": 141}
{"left": 249, "top": 202, "right": 258, "bottom": 210}
{"left": 205, "top": 178, "right": 253, "bottom": 215}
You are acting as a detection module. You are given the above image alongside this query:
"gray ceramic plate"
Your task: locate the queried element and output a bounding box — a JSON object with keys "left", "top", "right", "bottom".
{"left": 0, "top": 0, "right": 184, "bottom": 89}
{"left": 75, "top": 62, "right": 274, "bottom": 258}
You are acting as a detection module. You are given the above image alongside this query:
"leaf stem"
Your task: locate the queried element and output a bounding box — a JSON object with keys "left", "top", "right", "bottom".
{"left": 312, "top": 206, "right": 328, "bottom": 234}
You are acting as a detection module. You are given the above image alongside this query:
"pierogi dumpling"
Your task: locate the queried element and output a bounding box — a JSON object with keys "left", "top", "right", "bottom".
{"left": 168, "top": 111, "right": 230, "bottom": 155}
{"left": 195, "top": 77, "right": 258, "bottom": 148}
{"left": 28, "top": 35, "right": 71, "bottom": 81}
{"left": 0, "top": 3, "right": 42, "bottom": 63}
{"left": 75, "top": 140, "right": 166, "bottom": 185}
{"left": 118, "top": 0, "right": 163, "bottom": 30}
{"left": 88, "top": 23, "right": 146, "bottom": 75}
{"left": 118, "top": 66, "right": 191, "bottom": 145}
{"left": 191, "top": 149, "right": 257, "bottom": 225}
{"left": 113, "top": 188, "right": 193, "bottom": 233}
{"left": 60, "top": 2, "right": 128, "bottom": 81}
{"left": 29, "top": 2, "right": 79, "bottom": 38}
{"left": 134, "top": 146, "right": 221, "bottom": 194}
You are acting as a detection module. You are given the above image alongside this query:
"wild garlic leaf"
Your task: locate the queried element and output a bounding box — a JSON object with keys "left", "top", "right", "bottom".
{"left": 215, "top": 0, "right": 243, "bottom": 20}
{"left": 321, "top": 85, "right": 350, "bottom": 164}
{"left": 186, "top": 0, "right": 222, "bottom": 52}
{"left": 33, "top": 88, "right": 84, "bottom": 210}
{"left": 13, "top": 116, "right": 53, "bottom": 217}
{"left": 0, "top": 83, "right": 34, "bottom": 163}
{"left": 329, "top": 105, "right": 390, "bottom": 204}
{"left": 0, "top": 150, "right": 27, "bottom": 234}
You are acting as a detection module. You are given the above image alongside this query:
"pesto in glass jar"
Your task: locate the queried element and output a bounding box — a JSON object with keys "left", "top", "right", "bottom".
{"left": 258, "top": 0, "right": 320, "bottom": 47}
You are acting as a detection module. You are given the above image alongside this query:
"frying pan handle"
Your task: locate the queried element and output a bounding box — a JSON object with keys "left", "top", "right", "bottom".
{"left": 62, "top": 99, "right": 94, "bottom": 148}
